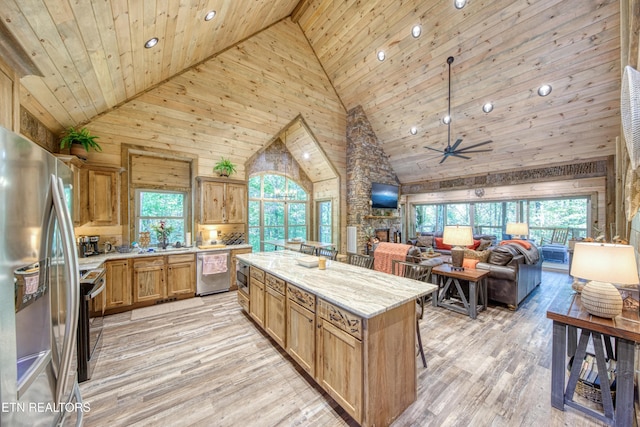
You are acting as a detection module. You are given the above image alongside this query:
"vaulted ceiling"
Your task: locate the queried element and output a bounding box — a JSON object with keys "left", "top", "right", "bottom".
{"left": 1, "top": 0, "right": 622, "bottom": 184}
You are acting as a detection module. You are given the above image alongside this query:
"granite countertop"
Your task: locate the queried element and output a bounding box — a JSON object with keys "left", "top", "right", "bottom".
{"left": 78, "top": 244, "right": 252, "bottom": 270}
{"left": 236, "top": 250, "right": 438, "bottom": 319}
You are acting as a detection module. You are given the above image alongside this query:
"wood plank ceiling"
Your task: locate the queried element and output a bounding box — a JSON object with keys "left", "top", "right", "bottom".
{"left": 2, "top": 0, "right": 622, "bottom": 184}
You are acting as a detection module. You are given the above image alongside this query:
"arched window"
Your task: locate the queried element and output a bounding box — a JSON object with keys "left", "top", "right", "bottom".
{"left": 248, "top": 174, "right": 308, "bottom": 251}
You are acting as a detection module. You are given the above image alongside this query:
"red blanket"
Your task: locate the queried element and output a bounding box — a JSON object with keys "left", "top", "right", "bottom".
{"left": 373, "top": 242, "right": 411, "bottom": 274}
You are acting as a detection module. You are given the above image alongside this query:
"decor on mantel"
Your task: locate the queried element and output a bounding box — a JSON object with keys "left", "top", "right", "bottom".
{"left": 213, "top": 157, "right": 237, "bottom": 177}
{"left": 59, "top": 126, "right": 101, "bottom": 160}
{"left": 443, "top": 225, "right": 473, "bottom": 271}
{"left": 570, "top": 242, "right": 639, "bottom": 318}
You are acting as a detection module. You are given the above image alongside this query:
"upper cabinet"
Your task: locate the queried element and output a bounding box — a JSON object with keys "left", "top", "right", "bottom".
{"left": 87, "top": 167, "right": 119, "bottom": 226}
{"left": 197, "top": 177, "right": 247, "bottom": 224}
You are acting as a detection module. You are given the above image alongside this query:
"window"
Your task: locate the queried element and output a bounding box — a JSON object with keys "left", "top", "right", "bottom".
{"left": 317, "top": 200, "right": 332, "bottom": 243}
{"left": 136, "top": 190, "right": 187, "bottom": 245}
{"left": 248, "top": 174, "right": 308, "bottom": 251}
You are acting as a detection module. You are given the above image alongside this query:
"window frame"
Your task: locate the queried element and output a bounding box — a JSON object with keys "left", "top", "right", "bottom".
{"left": 135, "top": 188, "right": 188, "bottom": 246}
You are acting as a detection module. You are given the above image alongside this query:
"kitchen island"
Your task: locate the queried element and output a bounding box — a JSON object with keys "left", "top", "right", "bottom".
{"left": 236, "top": 250, "right": 437, "bottom": 427}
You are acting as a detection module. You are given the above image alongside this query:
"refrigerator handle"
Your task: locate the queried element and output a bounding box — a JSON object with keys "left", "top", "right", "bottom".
{"left": 51, "top": 175, "right": 80, "bottom": 404}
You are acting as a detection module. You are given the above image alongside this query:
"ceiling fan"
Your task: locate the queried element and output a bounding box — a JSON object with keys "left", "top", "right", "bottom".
{"left": 424, "top": 56, "right": 492, "bottom": 164}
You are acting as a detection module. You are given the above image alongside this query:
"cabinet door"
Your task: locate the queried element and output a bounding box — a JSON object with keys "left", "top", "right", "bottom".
{"left": 201, "top": 181, "right": 225, "bottom": 224}
{"left": 286, "top": 300, "right": 315, "bottom": 376}
{"left": 133, "top": 258, "right": 165, "bottom": 302}
{"left": 249, "top": 279, "right": 265, "bottom": 328}
{"left": 105, "top": 259, "right": 131, "bottom": 310}
{"left": 88, "top": 168, "right": 118, "bottom": 225}
{"left": 71, "top": 164, "right": 88, "bottom": 226}
{"left": 167, "top": 260, "right": 195, "bottom": 297}
{"left": 225, "top": 183, "right": 247, "bottom": 223}
{"left": 316, "top": 319, "right": 363, "bottom": 422}
{"left": 265, "top": 286, "right": 286, "bottom": 348}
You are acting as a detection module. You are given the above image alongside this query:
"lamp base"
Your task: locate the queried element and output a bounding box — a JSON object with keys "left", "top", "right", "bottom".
{"left": 450, "top": 246, "right": 465, "bottom": 271}
{"left": 580, "top": 280, "right": 623, "bottom": 318}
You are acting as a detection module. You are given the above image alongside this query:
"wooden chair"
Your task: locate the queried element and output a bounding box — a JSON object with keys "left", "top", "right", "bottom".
{"left": 347, "top": 253, "right": 374, "bottom": 269}
{"left": 299, "top": 243, "right": 316, "bottom": 255}
{"left": 391, "top": 260, "right": 433, "bottom": 368}
{"left": 541, "top": 228, "right": 569, "bottom": 246}
{"left": 316, "top": 247, "right": 338, "bottom": 260}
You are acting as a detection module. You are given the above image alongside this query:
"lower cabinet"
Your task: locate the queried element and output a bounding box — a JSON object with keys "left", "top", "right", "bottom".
{"left": 286, "top": 284, "right": 316, "bottom": 377}
{"left": 167, "top": 254, "right": 196, "bottom": 297}
{"left": 105, "top": 259, "right": 131, "bottom": 310}
{"left": 249, "top": 268, "right": 265, "bottom": 328}
{"left": 264, "top": 274, "right": 286, "bottom": 348}
{"left": 133, "top": 257, "right": 165, "bottom": 303}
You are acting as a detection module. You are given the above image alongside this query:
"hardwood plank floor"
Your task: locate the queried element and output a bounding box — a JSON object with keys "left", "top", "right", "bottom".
{"left": 80, "top": 271, "right": 622, "bottom": 426}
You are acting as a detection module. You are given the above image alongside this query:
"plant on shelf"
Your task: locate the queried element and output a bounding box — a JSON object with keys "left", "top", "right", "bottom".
{"left": 213, "top": 157, "right": 237, "bottom": 177}
{"left": 59, "top": 127, "right": 101, "bottom": 160}
{"left": 150, "top": 220, "right": 174, "bottom": 249}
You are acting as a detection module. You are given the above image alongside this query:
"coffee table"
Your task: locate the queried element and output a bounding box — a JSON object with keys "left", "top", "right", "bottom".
{"left": 431, "top": 264, "right": 489, "bottom": 319}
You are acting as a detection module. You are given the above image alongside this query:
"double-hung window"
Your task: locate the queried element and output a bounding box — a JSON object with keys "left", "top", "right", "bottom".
{"left": 135, "top": 189, "right": 187, "bottom": 245}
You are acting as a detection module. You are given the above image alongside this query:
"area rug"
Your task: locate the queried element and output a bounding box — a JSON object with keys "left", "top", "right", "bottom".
{"left": 130, "top": 297, "right": 204, "bottom": 321}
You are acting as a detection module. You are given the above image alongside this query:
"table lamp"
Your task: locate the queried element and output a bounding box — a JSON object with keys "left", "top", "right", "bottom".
{"left": 570, "top": 242, "right": 639, "bottom": 318}
{"left": 506, "top": 222, "right": 529, "bottom": 239}
{"left": 209, "top": 228, "right": 218, "bottom": 244}
{"left": 443, "top": 225, "right": 473, "bottom": 271}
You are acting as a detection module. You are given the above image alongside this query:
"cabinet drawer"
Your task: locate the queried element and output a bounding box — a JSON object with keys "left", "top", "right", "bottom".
{"left": 287, "top": 284, "right": 315, "bottom": 312}
{"left": 250, "top": 267, "right": 265, "bottom": 282}
{"left": 167, "top": 253, "right": 195, "bottom": 264}
{"left": 265, "top": 273, "right": 285, "bottom": 295}
{"left": 237, "top": 290, "right": 249, "bottom": 312}
{"left": 133, "top": 256, "right": 165, "bottom": 268}
{"left": 318, "top": 299, "right": 363, "bottom": 340}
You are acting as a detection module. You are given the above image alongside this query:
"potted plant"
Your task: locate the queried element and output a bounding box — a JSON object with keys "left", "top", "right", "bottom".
{"left": 60, "top": 127, "right": 101, "bottom": 160}
{"left": 213, "top": 157, "right": 237, "bottom": 177}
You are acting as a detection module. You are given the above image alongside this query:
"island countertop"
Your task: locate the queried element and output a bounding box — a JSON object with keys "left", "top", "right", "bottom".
{"left": 237, "top": 250, "right": 437, "bottom": 319}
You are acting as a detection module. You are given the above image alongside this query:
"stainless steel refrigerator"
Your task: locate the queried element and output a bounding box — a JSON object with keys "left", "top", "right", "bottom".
{"left": 0, "top": 127, "right": 83, "bottom": 426}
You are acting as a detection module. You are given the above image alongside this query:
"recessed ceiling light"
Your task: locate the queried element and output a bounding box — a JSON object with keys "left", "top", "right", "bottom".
{"left": 144, "top": 37, "right": 158, "bottom": 49}
{"left": 443, "top": 115, "right": 451, "bottom": 125}
{"left": 482, "top": 102, "right": 494, "bottom": 113}
{"left": 538, "top": 84, "right": 552, "bottom": 96}
{"left": 454, "top": 0, "right": 467, "bottom": 9}
{"left": 377, "top": 51, "right": 386, "bottom": 61}
{"left": 303, "top": 152, "right": 310, "bottom": 160}
{"left": 410, "top": 126, "right": 418, "bottom": 135}
{"left": 204, "top": 10, "right": 216, "bottom": 21}
{"left": 411, "top": 25, "right": 422, "bottom": 38}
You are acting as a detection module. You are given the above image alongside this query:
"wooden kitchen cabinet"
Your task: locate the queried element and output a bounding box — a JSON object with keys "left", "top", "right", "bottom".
{"left": 264, "top": 274, "right": 286, "bottom": 348}
{"left": 197, "top": 177, "right": 247, "bottom": 224}
{"left": 104, "top": 259, "right": 131, "bottom": 311}
{"left": 317, "top": 300, "right": 363, "bottom": 422}
{"left": 249, "top": 267, "right": 265, "bottom": 328}
{"left": 230, "top": 247, "right": 252, "bottom": 291}
{"left": 167, "top": 253, "right": 195, "bottom": 297}
{"left": 88, "top": 167, "right": 119, "bottom": 226}
{"left": 133, "top": 257, "right": 165, "bottom": 303}
{"left": 286, "top": 284, "right": 316, "bottom": 377}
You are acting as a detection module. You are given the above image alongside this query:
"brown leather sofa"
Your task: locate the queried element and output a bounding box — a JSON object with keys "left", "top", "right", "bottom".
{"left": 474, "top": 243, "right": 542, "bottom": 310}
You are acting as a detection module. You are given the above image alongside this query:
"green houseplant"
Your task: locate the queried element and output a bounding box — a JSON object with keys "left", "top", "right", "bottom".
{"left": 213, "top": 157, "right": 237, "bottom": 177}
{"left": 60, "top": 127, "right": 101, "bottom": 160}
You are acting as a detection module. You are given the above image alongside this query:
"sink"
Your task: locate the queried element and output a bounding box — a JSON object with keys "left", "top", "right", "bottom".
{"left": 134, "top": 247, "right": 192, "bottom": 255}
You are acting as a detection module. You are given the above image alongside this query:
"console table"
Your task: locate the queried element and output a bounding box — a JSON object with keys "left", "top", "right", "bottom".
{"left": 431, "top": 264, "right": 489, "bottom": 319}
{"left": 547, "top": 291, "right": 640, "bottom": 426}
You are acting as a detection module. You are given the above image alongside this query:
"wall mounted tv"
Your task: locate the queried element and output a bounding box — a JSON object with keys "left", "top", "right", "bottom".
{"left": 371, "top": 182, "right": 399, "bottom": 209}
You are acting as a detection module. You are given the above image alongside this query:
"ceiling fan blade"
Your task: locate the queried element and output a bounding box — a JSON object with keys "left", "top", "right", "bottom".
{"left": 423, "top": 146, "right": 444, "bottom": 153}
{"left": 455, "top": 149, "right": 493, "bottom": 154}
{"left": 450, "top": 138, "right": 463, "bottom": 151}
{"left": 439, "top": 154, "right": 449, "bottom": 164}
{"left": 451, "top": 153, "right": 471, "bottom": 160}
{"left": 455, "top": 140, "right": 493, "bottom": 152}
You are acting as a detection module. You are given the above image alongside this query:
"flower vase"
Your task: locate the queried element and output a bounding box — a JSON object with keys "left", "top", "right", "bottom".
{"left": 160, "top": 235, "right": 168, "bottom": 249}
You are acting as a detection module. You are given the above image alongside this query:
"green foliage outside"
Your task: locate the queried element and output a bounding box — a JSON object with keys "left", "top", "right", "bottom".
{"left": 138, "top": 191, "right": 185, "bottom": 245}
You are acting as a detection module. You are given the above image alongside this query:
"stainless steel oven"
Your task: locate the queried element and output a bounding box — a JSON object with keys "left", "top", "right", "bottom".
{"left": 78, "top": 268, "right": 105, "bottom": 382}
{"left": 236, "top": 261, "right": 249, "bottom": 296}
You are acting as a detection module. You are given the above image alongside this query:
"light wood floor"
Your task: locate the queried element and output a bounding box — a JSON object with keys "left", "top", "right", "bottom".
{"left": 80, "top": 271, "right": 621, "bottom": 426}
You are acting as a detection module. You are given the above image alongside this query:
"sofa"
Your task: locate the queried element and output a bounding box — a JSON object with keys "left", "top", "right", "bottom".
{"left": 408, "top": 231, "right": 496, "bottom": 255}
{"left": 409, "top": 236, "right": 541, "bottom": 310}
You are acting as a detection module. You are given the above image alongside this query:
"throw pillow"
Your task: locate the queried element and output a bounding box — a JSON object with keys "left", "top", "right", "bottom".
{"left": 477, "top": 238, "right": 492, "bottom": 251}
{"left": 407, "top": 246, "right": 422, "bottom": 263}
{"left": 469, "top": 239, "right": 481, "bottom": 250}
{"left": 416, "top": 235, "right": 434, "bottom": 248}
{"left": 462, "top": 258, "right": 480, "bottom": 269}
{"left": 463, "top": 248, "right": 491, "bottom": 262}
{"left": 434, "top": 237, "right": 452, "bottom": 250}
{"left": 488, "top": 246, "right": 514, "bottom": 266}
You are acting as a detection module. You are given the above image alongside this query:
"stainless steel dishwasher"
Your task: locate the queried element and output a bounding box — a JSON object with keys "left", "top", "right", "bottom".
{"left": 196, "top": 250, "right": 231, "bottom": 295}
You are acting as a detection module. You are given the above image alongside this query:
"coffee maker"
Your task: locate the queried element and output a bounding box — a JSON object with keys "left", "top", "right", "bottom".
{"left": 78, "top": 235, "right": 100, "bottom": 257}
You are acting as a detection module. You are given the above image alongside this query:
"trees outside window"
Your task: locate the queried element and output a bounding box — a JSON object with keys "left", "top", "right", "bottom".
{"left": 136, "top": 190, "right": 186, "bottom": 245}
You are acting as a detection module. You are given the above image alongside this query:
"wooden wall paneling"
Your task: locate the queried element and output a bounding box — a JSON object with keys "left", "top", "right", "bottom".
{"left": 0, "top": 60, "right": 17, "bottom": 131}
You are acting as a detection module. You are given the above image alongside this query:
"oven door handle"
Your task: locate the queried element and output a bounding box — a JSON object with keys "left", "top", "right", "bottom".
{"left": 87, "top": 280, "right": 106, "bottom": 301}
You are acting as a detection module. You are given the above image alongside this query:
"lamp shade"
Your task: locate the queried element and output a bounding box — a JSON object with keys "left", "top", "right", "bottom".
{"left": 570, "top": 243, "right": 639, "bottom": 285}
{"left": 443, "top": 225, "right": 473, "bottom": 247}
{"left": 506, "top": 222, "right": 529, "bottom": 236}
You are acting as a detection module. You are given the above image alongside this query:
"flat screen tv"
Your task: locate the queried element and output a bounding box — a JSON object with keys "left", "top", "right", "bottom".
{"left": 371, "top": 182, "right": 399, "bottom": 209}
